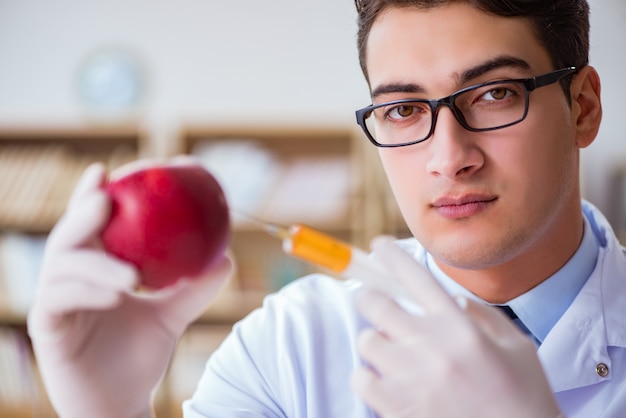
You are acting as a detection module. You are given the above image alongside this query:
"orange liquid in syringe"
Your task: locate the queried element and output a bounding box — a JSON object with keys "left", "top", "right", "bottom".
{"left": 285, "top": 225, "right": 353, "bottom": 273}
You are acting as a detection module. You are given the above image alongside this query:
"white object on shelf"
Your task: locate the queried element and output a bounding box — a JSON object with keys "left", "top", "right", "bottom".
{"left": 259, "top": 156, "right": 353, "bottom": 225}
{"left": 192, "top": 139, "right": 283, "bottom": 218}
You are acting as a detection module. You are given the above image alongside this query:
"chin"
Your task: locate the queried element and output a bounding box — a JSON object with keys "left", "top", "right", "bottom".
{"left": 423, "top": 228, "right": 528, "bottom": 271}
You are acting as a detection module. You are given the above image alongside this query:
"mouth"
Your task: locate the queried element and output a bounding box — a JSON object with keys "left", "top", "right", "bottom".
{"left": 432, "top": 194, "right": 498, "bottom": 219}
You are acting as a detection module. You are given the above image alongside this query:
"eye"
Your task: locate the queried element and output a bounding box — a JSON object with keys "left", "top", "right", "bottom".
{"left": 383, "top": 102, "right": 429, "bottom": 121}
{"left": 482, "top": 87, "right": 513, "bottom": 101}
{"left": 389, "top": 105, "right": 416, "bottom": 119}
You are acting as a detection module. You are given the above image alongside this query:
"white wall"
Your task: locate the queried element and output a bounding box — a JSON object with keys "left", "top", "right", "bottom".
{"left": 0, "top": 0, "right": 624, "bottom": 219}
{"left": 585, "top": 0, "right": 626, "bottom": 224}
{"left": 0, "top": 0, "right": 369, "bottom": 154}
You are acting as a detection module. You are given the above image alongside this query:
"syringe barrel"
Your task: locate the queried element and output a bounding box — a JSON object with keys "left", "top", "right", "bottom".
{"left": 282, "top": 224, "right": 352, "bottom": 273}
{"left": 283, "top": 224, "right": 423, "bottom": 315}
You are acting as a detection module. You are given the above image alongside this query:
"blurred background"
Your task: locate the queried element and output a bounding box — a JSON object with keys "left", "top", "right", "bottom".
{"left": 0, "top": 0, "right": 624, "bottom": 416}
{"left": 0, "top": 0, "right": 369, "bottom": 155}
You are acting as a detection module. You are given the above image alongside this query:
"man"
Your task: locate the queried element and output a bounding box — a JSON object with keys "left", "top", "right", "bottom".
{"left": 28, "top": 1, "right": 624, "bottom": 417}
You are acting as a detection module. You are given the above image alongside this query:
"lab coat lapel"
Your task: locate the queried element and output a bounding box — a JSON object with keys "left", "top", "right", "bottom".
{"left": 538, "top": 204, "right": 626, "bottom": 393}
{"left": 537, "top": 253, "right": 611, "bottom": 393}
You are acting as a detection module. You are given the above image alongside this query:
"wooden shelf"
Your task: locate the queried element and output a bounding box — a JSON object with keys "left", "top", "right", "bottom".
{"left": 0, "top": 125, "right": 145, "bottom": 149}
{"left": 0, "top": 126, "right": 145, "bottom": 233}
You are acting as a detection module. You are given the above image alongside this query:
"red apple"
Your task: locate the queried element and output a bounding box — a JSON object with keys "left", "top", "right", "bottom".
{"left": 101, "top": 164, "right": 230, "bottom": 289}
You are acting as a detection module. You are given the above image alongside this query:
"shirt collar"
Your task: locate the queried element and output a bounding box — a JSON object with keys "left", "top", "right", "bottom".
{"left": 508, "top": 217, "right": 599, "bottom": 343}
{"left": 424, "top": 216, "right": 599, "bottom": 344}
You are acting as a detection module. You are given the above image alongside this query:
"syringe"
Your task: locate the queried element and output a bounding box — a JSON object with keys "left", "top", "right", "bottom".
{"left": 235, "top": 212, "right": 413, "bottom": 304}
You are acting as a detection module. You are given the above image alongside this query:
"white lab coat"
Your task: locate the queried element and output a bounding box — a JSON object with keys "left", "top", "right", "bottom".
{"left": 539, "top": 202, "right": 626, "bottom": 417}
{"left": 183, "top": 202, "right": 626, "bottom": 417}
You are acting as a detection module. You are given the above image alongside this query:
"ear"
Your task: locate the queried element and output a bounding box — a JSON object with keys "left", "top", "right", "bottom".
{"left": 569, "top": 65, "right": 602, "bottom": 148}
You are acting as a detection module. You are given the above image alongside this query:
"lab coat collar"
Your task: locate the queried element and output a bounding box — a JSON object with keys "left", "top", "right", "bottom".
{"left": 538, "top": 202, "right": 626, "bottom": 393}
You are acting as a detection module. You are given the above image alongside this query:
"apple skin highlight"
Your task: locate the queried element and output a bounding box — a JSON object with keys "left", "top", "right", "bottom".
{"left": 101, "top": 165, "right": 230, "bottom": 289}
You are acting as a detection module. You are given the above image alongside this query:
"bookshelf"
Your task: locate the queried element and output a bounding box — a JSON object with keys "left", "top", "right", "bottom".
{"left": 176, "top": 125, "right": 377, "bottom": 293}
{"left": 0, "top": 123, "right": 409, "bottom": 417}
{"left": 0, "top": 126, "right": 144, "bottom": 319}
{"left": 0, "top": 126, "right": 144, "bottom": 417}
{"left": 0, "top": 126, "right": 144, "bottom": 234}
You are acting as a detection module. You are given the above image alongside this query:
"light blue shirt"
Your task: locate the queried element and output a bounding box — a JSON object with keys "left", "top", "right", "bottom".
{"left": 426, "top": 216, "right": 600, "bottom": 344}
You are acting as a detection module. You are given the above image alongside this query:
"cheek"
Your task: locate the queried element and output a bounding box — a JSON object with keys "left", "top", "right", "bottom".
{"left": 378, "top": 147, "right": 429, "bottom": 219}
{"left": 489, "top": 111, "right": 579, "bottom": 218}
{"left": 379, "top": 149, "right": 407, "bottom": 198}
{"left": 515, "top": 106, "right": 577, "bottom": 185}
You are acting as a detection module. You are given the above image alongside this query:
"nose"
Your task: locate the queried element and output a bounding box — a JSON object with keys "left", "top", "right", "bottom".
{"left": 425, "top": 106, "right": 485, "bottom": 179}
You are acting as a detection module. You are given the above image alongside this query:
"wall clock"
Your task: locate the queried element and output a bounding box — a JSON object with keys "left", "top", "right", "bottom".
{"left": 76, "top": 47, "right": 145, "bottom": 121}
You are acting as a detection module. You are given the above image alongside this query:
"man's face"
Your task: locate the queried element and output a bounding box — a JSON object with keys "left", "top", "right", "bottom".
{"left": 366, "top": 4, "right": 581, "bottom": 271}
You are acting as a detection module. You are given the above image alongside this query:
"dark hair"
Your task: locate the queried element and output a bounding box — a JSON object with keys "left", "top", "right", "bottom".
{"left": 355, "top": 0, "right": 590, "bottom": 93}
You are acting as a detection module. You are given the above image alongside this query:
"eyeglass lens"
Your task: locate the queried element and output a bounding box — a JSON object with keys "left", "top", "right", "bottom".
{"left": 365, "top": 80, "right": 528, "bottom": 146}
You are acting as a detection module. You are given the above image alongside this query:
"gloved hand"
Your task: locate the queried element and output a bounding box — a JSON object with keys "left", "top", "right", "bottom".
{"left": 27, "top": 161, "right": 233, "bottom": 418}
{"left": 351, "top": 237, "right": 563, "bottom": 418}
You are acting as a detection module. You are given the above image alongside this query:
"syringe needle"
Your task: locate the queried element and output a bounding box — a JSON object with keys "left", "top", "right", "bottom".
{"left": 230, "top": 210, "right": 291, "bottom": 239}
{"left": 261, "top": 222, "right": 292, "bottom": 240}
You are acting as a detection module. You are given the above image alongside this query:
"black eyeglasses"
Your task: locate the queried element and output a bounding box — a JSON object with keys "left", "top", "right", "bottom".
{"left": 355, "top": 67, "right": 577, "bottom": 148}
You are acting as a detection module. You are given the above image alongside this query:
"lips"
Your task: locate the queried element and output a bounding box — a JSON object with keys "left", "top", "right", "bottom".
{"left": 432, "top": 194, "right": 497, "bottom": 219}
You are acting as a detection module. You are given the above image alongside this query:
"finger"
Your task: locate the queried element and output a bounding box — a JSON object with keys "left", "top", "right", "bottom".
{"left": 37, "top": 281, "right": 127, "bottom": 317}
{"left": 154, "top": 255, "right": 235, "bottom": 332}
{"left": 28, "top": 281, "right": 128, "bottom": 343}
{"left": 371, "top": 236, "right": 458, "bottom": 314}
{"left": 42, "top": 249, "right": 139, "bottom": 290}
{"left": 355, "top": 327, "right": 405, "bottom": 374}
{"left": 355, "top": 287, "right": 421, "bottom": 339}
{"left": 351, "top": 366, "right": 386, "bottom": 414}
{"left": 66, "top": 162, "right": 108, "bottom": 209}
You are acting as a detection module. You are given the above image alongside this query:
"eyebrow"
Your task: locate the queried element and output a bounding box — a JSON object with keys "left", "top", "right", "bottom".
{"left": 370, "top": 55, "right": 532, "bottom": 100}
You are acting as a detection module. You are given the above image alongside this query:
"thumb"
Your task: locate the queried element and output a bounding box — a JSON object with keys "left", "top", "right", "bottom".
{"left": 47, "top": 163, "right": 110, "bottom": 252}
